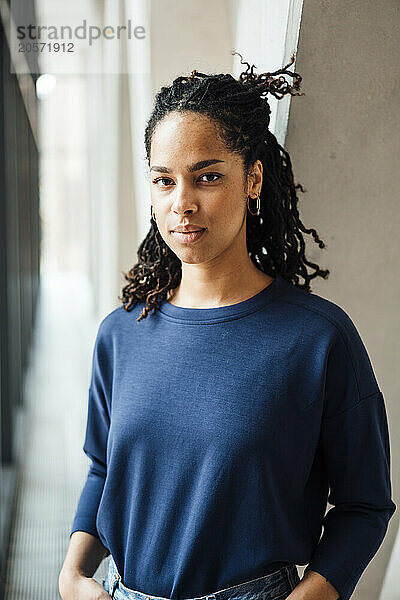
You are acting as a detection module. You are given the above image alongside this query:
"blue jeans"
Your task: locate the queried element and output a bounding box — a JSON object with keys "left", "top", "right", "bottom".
{"left": 102, "top": 554, "right": 301, "bottom": 600}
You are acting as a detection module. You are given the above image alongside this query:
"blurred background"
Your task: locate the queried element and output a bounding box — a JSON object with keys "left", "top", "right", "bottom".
{"left": 0, "top": 0, "right": 399, "bottom": 598}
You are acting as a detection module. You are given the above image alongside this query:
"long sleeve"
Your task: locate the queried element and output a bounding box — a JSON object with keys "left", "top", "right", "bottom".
{"left": 303, "top": 316, "right": 396, "bottom": 599}
{"left": 69, "top": 320, "right": 113, "bottom": 542}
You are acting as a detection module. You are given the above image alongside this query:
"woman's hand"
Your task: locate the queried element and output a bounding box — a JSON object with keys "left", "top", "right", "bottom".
{"left": 59, "top": 531, "right": 111, "bottom": 599}
{"left": 58, "top": 570, "right": 112, "bottom": 600}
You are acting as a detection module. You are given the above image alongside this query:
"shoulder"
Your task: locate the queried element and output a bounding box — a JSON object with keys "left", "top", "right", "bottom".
{"left": 95, "top": 301, "right": 147, "bottom": 341}
{"left": 98, "top": 305, "right": 127, "bottom": 332}
{"left": 278, "top": 277, "right": 380, "bottom": 396}
{"left": 278, "top": 276, "right": 363, "bottom": 344}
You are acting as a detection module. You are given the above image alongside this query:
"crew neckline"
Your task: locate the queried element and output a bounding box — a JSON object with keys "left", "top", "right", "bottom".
{"left": 157, "top": 274, "right": 288, "bottom": 323}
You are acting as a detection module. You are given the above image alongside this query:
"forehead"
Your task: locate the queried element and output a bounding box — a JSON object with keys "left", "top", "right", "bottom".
{"left": 150, "top": 111, "right": 231, "bottom": 163}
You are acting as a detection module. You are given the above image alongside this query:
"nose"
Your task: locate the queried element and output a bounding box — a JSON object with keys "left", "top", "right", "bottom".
{"left": 171, "top": 181, "right": 198, "bottom": 216}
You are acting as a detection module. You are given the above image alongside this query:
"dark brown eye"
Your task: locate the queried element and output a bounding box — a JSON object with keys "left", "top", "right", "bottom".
{"left": 198, "top": 173, "right": 222, "bottom": 182}
{"left": 153, "top": 177, "right": 173, "bottom": 187}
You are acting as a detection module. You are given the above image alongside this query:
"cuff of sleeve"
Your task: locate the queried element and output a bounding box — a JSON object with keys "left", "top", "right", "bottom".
{"left": 69, "top": 517, "right": 101, "bottom": 541}
{"left": 304, "top": 561, "right": 355, "bottom": 600}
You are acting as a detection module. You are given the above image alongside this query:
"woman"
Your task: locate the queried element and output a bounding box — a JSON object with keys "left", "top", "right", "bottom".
{"left": 59, "top": 53, "right": 396, "bottom": 600}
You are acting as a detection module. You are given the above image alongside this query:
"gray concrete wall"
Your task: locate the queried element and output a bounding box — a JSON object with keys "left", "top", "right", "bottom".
{"left": 284, "top": 2, "right": 400, "bottom": 599}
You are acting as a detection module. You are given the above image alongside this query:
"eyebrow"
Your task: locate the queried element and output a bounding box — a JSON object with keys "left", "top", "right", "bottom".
{"left": 150, "top": 158, "right": 225, "bottom": 174}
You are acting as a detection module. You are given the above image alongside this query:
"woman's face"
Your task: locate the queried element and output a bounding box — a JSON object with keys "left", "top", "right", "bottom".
{"left": 149, "top": 111, "right": 261, "bottom": 265}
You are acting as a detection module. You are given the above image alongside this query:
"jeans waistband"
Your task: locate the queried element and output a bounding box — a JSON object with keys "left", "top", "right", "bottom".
{"left": 106, "top": 553, "right": 299, "bottom": 600}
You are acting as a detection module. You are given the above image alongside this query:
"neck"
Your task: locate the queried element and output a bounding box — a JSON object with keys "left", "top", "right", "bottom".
{"left": 167, "top": 262, "right": 274, "bottom": 309}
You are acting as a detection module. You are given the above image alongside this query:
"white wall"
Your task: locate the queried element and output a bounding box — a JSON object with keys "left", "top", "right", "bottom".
{"left": 230, "top": 0, "right": 304, "bottom": 145}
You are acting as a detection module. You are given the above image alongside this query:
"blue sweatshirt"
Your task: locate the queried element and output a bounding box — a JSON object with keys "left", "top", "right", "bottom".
{"left": 70, "top": 274, "right": 396, "bottom": 600}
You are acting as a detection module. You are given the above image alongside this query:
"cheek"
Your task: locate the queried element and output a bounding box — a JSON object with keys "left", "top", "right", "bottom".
{"left": 217, "top": 189, "right": 247, "bottom": 229}
{"left": 152, "top": 202, "right": 169, "bottom": 227}
{"left": 205, "top": 190, "right": 246, "bottom": 237}
{"left": 222, "top": 177, "right": 246, "bottom": 207}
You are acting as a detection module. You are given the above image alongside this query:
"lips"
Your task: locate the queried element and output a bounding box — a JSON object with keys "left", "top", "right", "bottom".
{"left": 171, "top": 229, "right": 206, "bottom": 243}
{"left": 171, "top": 226, "right": 206, "bottom": 233}
{"left": 173, "top": 229, "right": 205, "bottom": 233}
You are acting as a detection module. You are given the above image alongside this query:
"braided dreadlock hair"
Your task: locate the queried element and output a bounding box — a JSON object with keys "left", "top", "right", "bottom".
{"left": 120, "top": 51, "right": 329, "bottom": 321}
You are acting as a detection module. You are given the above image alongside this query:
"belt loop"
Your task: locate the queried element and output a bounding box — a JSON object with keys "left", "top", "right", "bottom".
{"left": 110, "top": 570, "right": 121, "bottom": 597}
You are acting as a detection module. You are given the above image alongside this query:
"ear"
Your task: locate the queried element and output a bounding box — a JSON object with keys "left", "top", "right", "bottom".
{"left": 247, "top": 160, "right": 263, "bottom": 196}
